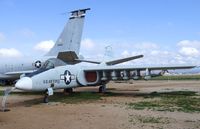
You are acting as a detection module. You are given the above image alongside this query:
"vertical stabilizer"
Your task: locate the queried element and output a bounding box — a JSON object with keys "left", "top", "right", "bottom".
{"left": 46, "top": 8, "right": 90, "bottom": 56}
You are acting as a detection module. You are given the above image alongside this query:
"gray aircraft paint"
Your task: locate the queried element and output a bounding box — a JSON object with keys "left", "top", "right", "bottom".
{"left": 16, "top": 64, "right": 82, "bottom": 91}
{"left": 0, "top": 9, "right": 89, "bottom": 83}
{"left": 15, "top": 61, "right": 195, "bottom": 92}
{"left": 45, "top": 9, "right": 87, "bottom": 56}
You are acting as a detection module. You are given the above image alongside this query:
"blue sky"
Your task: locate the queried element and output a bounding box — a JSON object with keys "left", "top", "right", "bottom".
{"left": 0, "top": 0, "right": 200, "bottom": 65}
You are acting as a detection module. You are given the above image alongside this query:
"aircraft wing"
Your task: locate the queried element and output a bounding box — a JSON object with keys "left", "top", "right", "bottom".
{"left": 78, "top": 65, "right": 196, "bottom": 85}
{"left": 84, "top": 65, "right": 196, "bottom": 72}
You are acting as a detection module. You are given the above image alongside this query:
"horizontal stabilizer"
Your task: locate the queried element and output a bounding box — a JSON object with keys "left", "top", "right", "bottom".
{"left": 57, "top": 51, "right": 78, "bottom": 63}
{"left": 106, "top": 55, "right": 144, "bottom": 65}
{"left": 57, "top": 51, "right": 102, "bottom": 64}
{"left": 70, "top": 8, "right": 91, "bottom": 19}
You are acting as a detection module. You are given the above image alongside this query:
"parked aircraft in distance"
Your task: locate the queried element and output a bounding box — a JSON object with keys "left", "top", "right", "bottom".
{"left": 14, "top": 9, "right": 196, "bottom": 103}
{"left": 0, "top": 8, "right": 90, "bottom": 85}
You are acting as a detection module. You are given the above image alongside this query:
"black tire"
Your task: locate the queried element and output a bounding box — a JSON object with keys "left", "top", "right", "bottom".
{"left": 64, "top": 88, "right": 73, "bottom": 94}
{"left": 99, "top": 86, "right": 103, "bottom": 93}
{"left": 99, "top": 86, "right": 106, "bottom": 93}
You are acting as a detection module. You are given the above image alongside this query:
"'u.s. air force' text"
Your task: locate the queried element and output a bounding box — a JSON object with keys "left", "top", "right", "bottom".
{"left": 43, "top": 80, "right": 60, "bottom": 84}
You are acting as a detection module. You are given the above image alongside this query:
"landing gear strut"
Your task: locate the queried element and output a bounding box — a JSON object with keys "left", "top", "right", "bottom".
{"left": 43, "top": 88, "right": 53, "bottom": 103}
{"left": 43, "top": 94, "right": 49, "bottom": 103}
{"left": 99, "top": 85, "right": 106, "bottom": 93}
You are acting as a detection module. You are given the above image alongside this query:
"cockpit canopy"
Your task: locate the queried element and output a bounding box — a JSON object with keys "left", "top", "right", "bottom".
{"left": 42, "top": 60, "right": 55, "bottom": 69}
{"left": 26, "top": 58, "right": 66, "bottom": 77}
{"left": 41, "top": 58, "right": 66, "bottom": 69}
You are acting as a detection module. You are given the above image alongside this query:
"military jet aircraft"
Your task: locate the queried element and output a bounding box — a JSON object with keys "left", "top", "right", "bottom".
{"left": 13, "top": 9, "right": 196, "bottom": 103}
{"left": 0, "top": 8, "right": 90, "bottom": 85}
{"left": 15, "top": 52, "right": 195, "bottom": 103}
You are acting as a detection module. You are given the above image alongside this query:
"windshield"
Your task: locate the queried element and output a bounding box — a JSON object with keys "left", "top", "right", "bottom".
{"left": 26, "top": 60, "right": 55, "bottom": 77}
{"left": 42, "top": 60, "right": 55, "bottom": 69}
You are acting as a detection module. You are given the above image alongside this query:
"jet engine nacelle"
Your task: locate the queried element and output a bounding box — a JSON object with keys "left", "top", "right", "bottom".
{"left": 77, "top": 70, "right": 101, "bottom": 86}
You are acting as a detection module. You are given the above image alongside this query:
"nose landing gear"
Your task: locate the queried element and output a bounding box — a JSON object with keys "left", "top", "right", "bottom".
{"left": 43, "top": 88, "right": 53, "bottom": 103}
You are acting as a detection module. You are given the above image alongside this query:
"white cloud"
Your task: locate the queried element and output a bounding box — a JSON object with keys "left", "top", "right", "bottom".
{"left": 0, "top": 48, "right": 22, "bottom": 58}
{"left": 81, "top": 38, "right": 95, "bottom": 50}
{"left": 150, "top": 50, "right": 159, "bottom": 55}
{"left": 80, "top": 38, "right": 101, "bottom": 60}
{"left": 0, "top": 32, "right": 6, "bottom": 42}
{"left": 79, "top": 38, "right": 200, "bottom": 65}
{"left": 177, "top": 40, "right": 200, "bottom": 57}
{"left": 179, "top": 47, "right": 199, "bottom": 57}
{"left": 34, "top": 40, "right": 55, "bottom": 52}
{"left": 177, "top": 40, "right": 190, "bottom": 47}
{"left": 177, "top": 40, "right": 200, "bottom": 48}
{"left": 80, "top": 40, "right": 172, "bottom": 65}
{"left": 150, "top": 50, "right": 170, "bottom": 56}
{"left": 121, "top": 50, "right": 130, "bottom": 57}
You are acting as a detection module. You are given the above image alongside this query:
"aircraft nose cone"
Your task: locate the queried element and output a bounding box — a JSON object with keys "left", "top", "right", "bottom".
{"left": 15, "top": 77, "right": 33, "bottom": 91}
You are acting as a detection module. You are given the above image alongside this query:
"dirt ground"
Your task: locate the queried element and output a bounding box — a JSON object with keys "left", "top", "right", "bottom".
{"left": 1, "top": 80, "right": 200, "bottom": 129}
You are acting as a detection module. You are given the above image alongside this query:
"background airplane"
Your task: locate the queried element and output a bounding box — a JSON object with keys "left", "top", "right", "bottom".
{"left": 0, "top": 8, "right": 90, "bottom": 85}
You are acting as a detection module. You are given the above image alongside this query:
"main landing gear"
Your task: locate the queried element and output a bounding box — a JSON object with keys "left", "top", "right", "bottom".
{"left": 63, "top": 88, "right": 73, "bottom": 94}
{"left": 99, "top": 85, "right": 106, "bottom": 93}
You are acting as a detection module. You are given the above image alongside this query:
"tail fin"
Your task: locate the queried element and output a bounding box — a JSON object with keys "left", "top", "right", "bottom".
{"left": 45, "top": 8, "right": 90, "bottom": 56}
